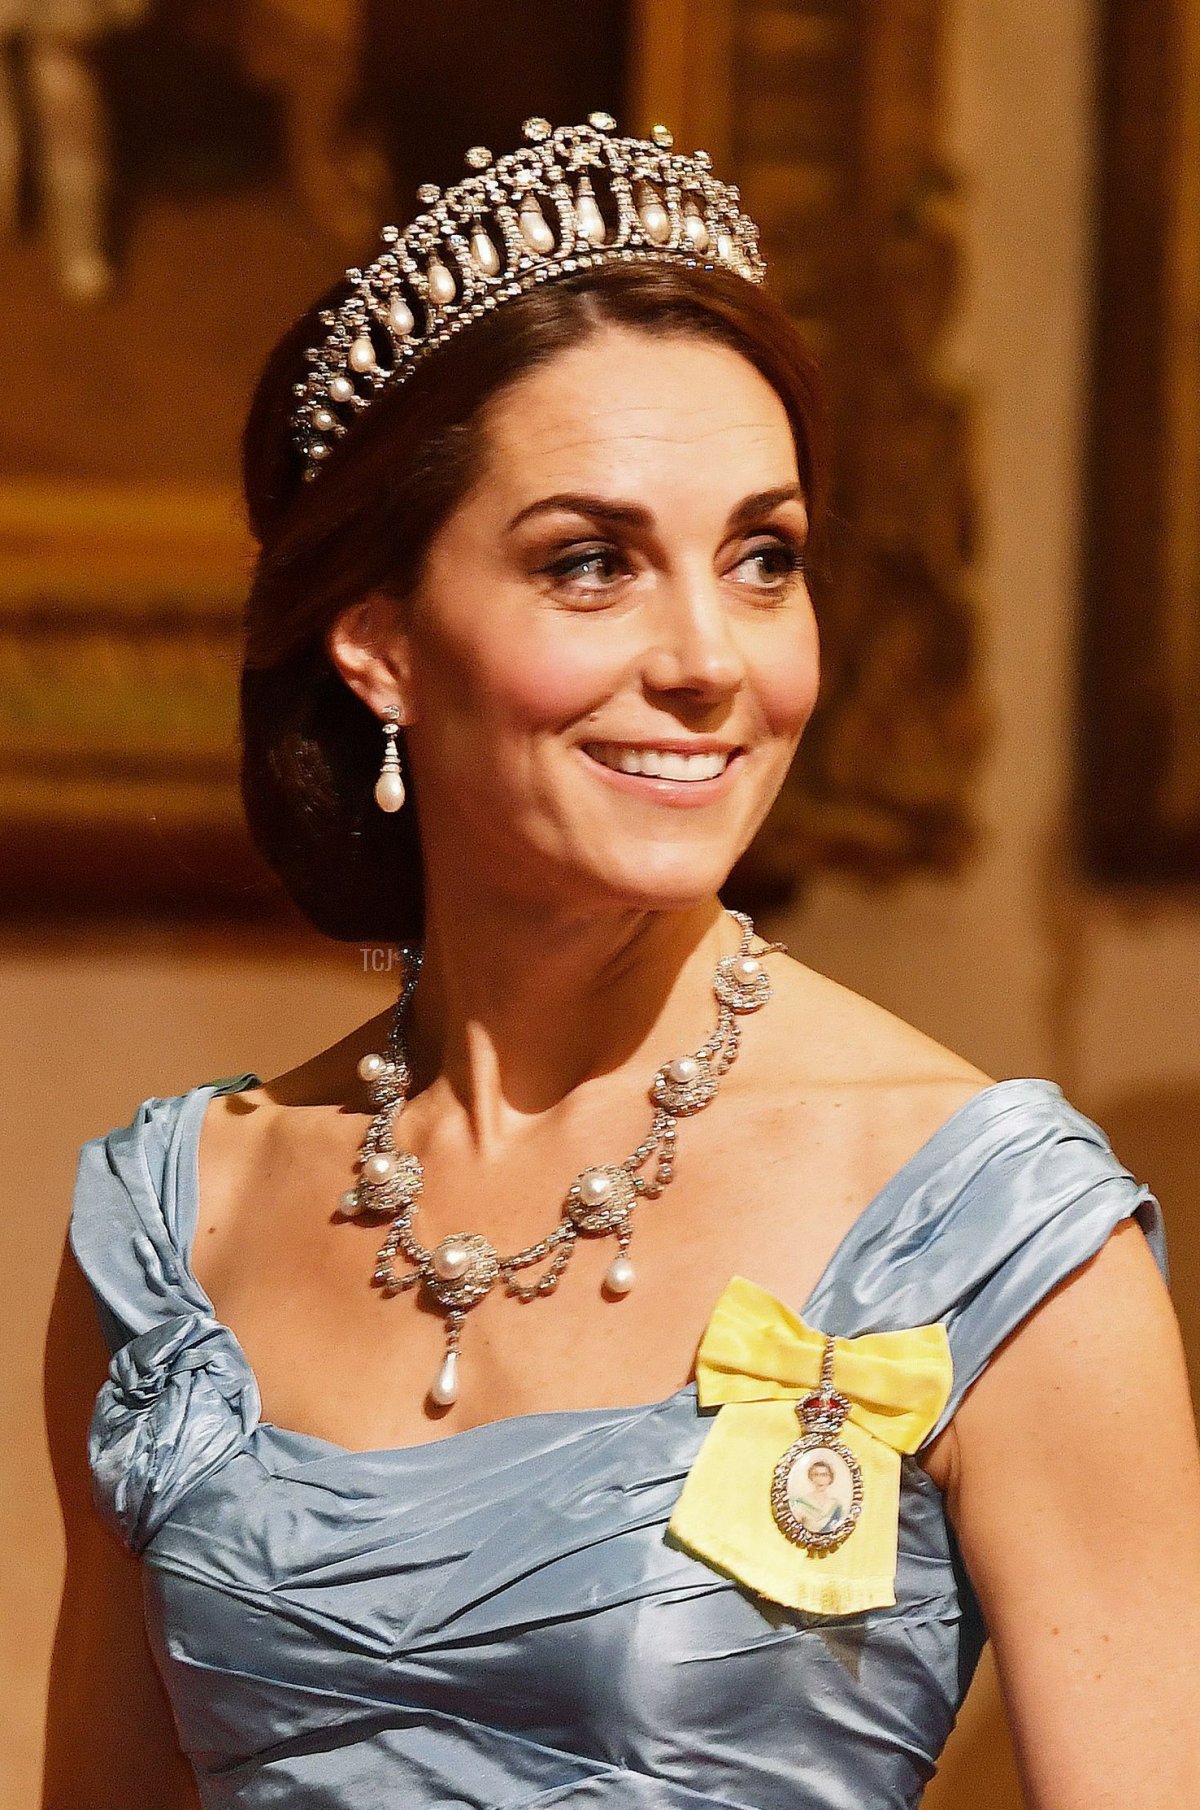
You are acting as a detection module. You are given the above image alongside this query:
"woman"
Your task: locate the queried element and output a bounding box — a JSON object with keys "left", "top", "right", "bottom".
{"left": 48, "top": 116, "right": 1200, "bottom": 1809}
{"left": 791, "top": 1457, "right": 846, "bottom": 1535}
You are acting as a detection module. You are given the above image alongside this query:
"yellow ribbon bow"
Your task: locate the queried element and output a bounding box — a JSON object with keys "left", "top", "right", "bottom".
{"left": 667, "top": 1276, "right": 953, "bottom": 1615}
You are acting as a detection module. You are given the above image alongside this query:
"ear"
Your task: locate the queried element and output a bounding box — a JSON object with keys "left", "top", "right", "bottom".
{"left": 324, "top": 589, "right": 417, "bottom": 726}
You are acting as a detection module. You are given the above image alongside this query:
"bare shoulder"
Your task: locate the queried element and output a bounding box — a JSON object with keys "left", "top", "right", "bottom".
{"left": 202, "top": 1006, "right": 394, "bottom": 1141}
{"left": 752, "top": 952, "right": 995, "bottom": 1136}
{"left": 692, "top": 951, "right": 1000, "bottom": 1267}
{"left": 196, "top": 1008, "right": 394, "bottom": 1238}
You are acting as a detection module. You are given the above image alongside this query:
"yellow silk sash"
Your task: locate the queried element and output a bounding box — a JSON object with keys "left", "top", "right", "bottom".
{"left": 667, "top": 1276, "right": 953, "bottom": 1615}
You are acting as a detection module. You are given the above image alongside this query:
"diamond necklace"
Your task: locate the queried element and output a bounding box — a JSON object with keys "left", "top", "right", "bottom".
{"left": 340, "top": 908, "right": 784, "bottom": 1407}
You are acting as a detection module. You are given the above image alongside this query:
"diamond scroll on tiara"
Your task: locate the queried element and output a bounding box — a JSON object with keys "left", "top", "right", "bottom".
{"left": 291, "top": 114, "right": 767, "bottom": 482}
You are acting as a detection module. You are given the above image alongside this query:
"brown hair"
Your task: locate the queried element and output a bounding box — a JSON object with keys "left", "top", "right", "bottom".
{"left": 239, "top": 261, "right": 828, "bottom": 942}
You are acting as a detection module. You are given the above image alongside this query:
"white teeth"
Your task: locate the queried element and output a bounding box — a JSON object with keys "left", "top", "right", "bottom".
{"left": 585, "top": 744, "right": 731, "bottom": 781}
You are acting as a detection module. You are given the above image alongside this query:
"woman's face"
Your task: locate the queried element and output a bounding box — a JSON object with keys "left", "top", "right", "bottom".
{"left": 393, "top": 323, "right": 819, "bottom": 916}
{"left": 808, "top": 1462, "right": 834, "bottom": 1491}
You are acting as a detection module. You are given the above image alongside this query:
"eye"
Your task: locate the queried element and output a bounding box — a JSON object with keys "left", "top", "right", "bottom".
{"left": 540, "top": 543, "right": 630, "bottom": 596}
{"left": 730, "top": 537, "right": 807, "bottom": 592}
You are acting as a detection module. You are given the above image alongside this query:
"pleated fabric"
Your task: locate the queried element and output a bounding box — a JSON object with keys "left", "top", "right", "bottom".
{"left": 70, "top": 1075, "right": 1165, "bottom": 1809}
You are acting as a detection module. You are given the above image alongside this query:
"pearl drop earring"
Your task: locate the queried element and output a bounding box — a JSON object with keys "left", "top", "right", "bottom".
{"left": 374, "top": 707, "right": 406, "bottom": 812}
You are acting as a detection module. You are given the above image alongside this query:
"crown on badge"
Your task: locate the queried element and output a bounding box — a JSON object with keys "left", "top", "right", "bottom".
{"left": 291, "top": 113, "right": 767, "bottom": 481}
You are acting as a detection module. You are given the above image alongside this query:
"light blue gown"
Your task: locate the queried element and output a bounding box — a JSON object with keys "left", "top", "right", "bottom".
{"left": 70, "top": 1076, "right": 1165, "bottom": 1809}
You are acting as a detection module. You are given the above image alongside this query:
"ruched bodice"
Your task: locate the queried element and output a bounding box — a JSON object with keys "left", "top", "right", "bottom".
{"left": 70, "top": 1076, "right": 1166, "bottom": 1809}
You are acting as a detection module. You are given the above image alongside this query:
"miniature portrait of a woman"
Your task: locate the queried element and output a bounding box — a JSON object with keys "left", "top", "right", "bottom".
{"left": 790, "top": 1454, "right": 847, "bottom": 1535}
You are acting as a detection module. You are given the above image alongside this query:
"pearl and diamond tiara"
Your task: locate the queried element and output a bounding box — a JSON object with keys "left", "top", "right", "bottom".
{"left": 291, "top": 112, "right": 767, "bottom": 482}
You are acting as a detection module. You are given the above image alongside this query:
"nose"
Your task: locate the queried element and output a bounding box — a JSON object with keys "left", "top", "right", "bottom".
{"left": 639, "top": 577, "right": 746, "bottom": 704}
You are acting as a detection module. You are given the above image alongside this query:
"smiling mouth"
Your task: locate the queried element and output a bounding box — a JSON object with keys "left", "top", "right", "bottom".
{"left": 581, "top": 742, "right": 736, "bottom": 782}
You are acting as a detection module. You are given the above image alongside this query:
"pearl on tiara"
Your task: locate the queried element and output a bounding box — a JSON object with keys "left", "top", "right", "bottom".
{"left": 291, "top": 115, "right": 766, "bottom": 482}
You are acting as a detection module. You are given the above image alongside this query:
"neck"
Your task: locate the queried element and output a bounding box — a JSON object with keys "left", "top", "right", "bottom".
{"left": 403, "top": 891, "right": 735, "bottom": 1147}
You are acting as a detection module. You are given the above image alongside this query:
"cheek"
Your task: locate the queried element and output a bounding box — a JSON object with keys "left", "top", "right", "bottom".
{"left": 750, "top": 618, "right": 821, "bottom": 738}
{"left": 415, "top": 615, "right": 627, "bottom": 739}
{"left": 499, "top": 635, "right": 621, "bottom": 728}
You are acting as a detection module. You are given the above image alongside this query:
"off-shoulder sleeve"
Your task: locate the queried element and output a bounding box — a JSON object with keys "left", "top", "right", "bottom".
{"left": 69, "top": 1074, "right": 262, "bottom": 1350}
{"left": 802, "top": 1079, "right": 1167, "bottom": 1444}
{"left": 70, "top": 1089, "right": 206, "bottom": 1353}
{"left": 67, "top": 1075, "right": 263, "bottom": 1552}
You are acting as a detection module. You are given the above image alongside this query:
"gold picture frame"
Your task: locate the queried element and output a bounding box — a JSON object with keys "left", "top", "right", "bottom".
{"left": 0, "top": 478, "right": 272, "bottom": 916}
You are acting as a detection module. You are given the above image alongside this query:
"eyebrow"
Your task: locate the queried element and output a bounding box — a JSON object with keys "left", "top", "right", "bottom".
{"left": 505, "top": 484, "right": 808, "bottom": 536}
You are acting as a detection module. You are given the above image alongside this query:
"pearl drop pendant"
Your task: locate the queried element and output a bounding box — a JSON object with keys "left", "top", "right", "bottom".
{"left": 348, "top": 334, "right": 377, "bottom": 373}
{"left": 374, "top": 768, "right": 406, "bottom": 812}
{"left": 388, "top": 295, "right": 415, "bottom": 338}
{"left": 470, "top": 229, "right": 501, "bottom": 276}
{"left": 604, "top": 1254, "right": 636, "bottom": 1295}
{"left": 575, "top": 192, "right": 606, "bottom": 246}
{"left": 427, "top": 257, "right": 457, "bottom": 306}
{"left": 375, "top": 712, "right": 406, "bottom": 814}
{"left": 519, "top": 201, "right": 555, "bottom": 253}
{"left": 430, "top": 1349, "right": 459, "bottom": 1406}
{"left": 638, "top": 190, "right": 671, "bottom": 244}
{"left": 683, "top": 209, "right": 709, "bottom": 250}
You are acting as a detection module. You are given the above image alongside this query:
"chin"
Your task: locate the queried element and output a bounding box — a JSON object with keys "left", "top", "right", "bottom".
{"left": 581, "top": 847, "right": 740, "bottom": 914}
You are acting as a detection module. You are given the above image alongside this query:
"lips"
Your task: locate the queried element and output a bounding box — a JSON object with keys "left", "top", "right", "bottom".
{"left": 581, "top": 742, "right": 735, "bottom": 782}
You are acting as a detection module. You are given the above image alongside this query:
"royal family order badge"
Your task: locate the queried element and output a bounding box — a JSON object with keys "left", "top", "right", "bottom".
{"left": 771, "top": 1337, "right": 864, "bottom": 1552}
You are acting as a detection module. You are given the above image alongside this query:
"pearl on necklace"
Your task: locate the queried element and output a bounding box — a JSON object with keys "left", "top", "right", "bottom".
{"left": 430, "top": 1349, "right": 459, "bottom": 1406}
{"left": 348, "top": 910, "right": 782, "bottom": 1405}
{"left": 604, "top": 1254, "right": 636, "bottom": 1295}
{"left": 578, "top": 1168, "right": 615, "bottom": 1207}
{"left": 432, "top": 1239, "right": 472, "bottom": 1281}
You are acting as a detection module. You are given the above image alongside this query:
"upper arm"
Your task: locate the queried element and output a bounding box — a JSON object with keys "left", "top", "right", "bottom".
{"left": 42, "top": 1238, "right": 200, "bottom": 1810}
{"left": 944, "top": 1218, "right": 1200, "bottom": 1810}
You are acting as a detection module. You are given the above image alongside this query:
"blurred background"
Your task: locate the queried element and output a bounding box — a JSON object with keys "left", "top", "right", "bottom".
{"left": 3, "top": 0, "right": 1198, "bottom": 1803}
